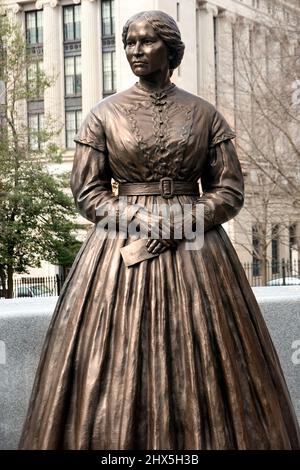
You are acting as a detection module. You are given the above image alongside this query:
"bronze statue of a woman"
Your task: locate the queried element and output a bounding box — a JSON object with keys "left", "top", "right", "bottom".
{"left": 19, "top": 10, "right": 300, "bottom": 450}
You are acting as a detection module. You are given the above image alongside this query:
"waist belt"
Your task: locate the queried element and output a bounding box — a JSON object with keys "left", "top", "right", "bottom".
{"left": 118, "top": 177, "right": 199, "bottom": 199}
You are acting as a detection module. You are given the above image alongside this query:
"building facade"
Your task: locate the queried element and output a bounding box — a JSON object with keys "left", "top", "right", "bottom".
{"left": 3, "top": 0, "right": 300, "bottom": 282}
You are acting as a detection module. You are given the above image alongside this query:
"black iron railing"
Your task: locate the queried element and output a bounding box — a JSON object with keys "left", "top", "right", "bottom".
{"left": 1, "top": 259, "right": 299, "bottom": 298}
{"left": 243, "top": 259, "right": 300, "bottom": 287}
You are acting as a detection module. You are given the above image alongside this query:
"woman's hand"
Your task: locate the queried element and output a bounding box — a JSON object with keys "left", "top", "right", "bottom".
{"left": 134, "top": 203, "right": 196, "bottom": 254}
{"left": 146, "top": 238, "right": 177, "bottom": 254}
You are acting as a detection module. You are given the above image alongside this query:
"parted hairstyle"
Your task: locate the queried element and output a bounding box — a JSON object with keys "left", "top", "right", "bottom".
{"left": 122, "top": 10, "right": 185, "bottom": 73}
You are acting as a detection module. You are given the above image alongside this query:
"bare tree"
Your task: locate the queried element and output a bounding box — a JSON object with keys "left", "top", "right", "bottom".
{"left": 216, "top": 4, "right": 300, "bottom": 282}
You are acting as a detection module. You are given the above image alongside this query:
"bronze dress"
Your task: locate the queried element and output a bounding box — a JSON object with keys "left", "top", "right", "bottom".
{"left": 19, "top": 83, "right": 300, "bottom": 450}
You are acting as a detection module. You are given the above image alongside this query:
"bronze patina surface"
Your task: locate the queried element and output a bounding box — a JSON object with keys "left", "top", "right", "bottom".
{"left": 19, "top": 11, "right": 300, "bottom": 449}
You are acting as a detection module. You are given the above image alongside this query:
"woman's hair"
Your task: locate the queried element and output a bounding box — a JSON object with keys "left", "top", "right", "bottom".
{"left": 122, "top": 10, "right": 185, "bottom": 72}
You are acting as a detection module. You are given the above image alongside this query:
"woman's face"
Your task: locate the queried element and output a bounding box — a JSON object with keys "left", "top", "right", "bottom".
{"left": 125, "top": 20, "right": 170, "bottom": 78}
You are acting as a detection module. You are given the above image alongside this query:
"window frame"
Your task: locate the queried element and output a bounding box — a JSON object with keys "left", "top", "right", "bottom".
{"left": 271, "top": 224, "right": 280, "bottom": 275}
{"left": 28, "top": 112, "right": 44, "bottom": 151}
{"left": 27, "top": 59, "right": 44, "bottom": 100}
{"left": 64, "top": 55, "right": 82, "bottom": 97}
{"left": 25, "top": 10, "right": 43, "bottom": 45}
{"left": 63, "top": 4, "right": 81, "bottom": 42}
{"left": 102, "top": 50, "right": 116, "bottom": 95}
{"left": 252, "top": 224, "right": 261, "bottom": 277}
{"left": 65, "top": 109, "right": 82, "bottom": 149}
{"left": 101, "top": 0, "right": 115, "bottom": 37}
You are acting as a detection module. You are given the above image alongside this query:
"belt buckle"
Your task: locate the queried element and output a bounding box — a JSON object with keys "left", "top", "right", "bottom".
{"left": 160, "top": 177, "right": 174, "bottom": 199}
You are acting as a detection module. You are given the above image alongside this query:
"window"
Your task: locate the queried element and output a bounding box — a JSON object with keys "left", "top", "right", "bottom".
{"left": 63, "top": 5, "right": 81, "bottom": 41}
{"left": 27, "top": 60, "right": 43, "bottom": 99}
{"left": 0, "top": 80, "right": 5, "bottom": 105}
{"left": 101, "top": 0, "right": 115, "bottom": 37}
{"left": 28, "top": 113, "right": 44, "bottom": 151}
{"left": 64, "top": 56, "right": 81, "bottom": 96}
{"left": 101, "top": 1, "right": 115, "bottom": 97}
{"left": 283, "top": 9, "right": 290, "bottom": 23}
{"left": 252, "top": 225, "right": 261, "bottom": 276}
{"left": 271, "top": 225, "right": 280, "bottom": 274}
{"left": 64, "top": 5, "right": 82, "bottom": 144}
{"left": 267, "top": 1, "right": 275, "bottom": 15}
{"left": 65, "top": 110, "right": 82, "bottom": 148}
{"left": 289, "top": 224, "right": 297, "bottom": 266}
{"left": 26, "top": 12, "right": 43, "bottom": 142}
{"left": 176, "top": 2, "right": 180, "bottom": 22}
{"left": 26, "top": 11, "right": 43, "bottom": 45}
{"left": 102, "top": 51, "right": 116, "bottom": 94}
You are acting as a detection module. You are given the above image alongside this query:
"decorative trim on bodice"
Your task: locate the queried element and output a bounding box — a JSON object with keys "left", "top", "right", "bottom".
{"left": 171, "top": 102, "right": 194, "bottom": 176}
{"left": 123, "top": 101, "right": 154, "bottom": 173}
{"left": 123, "top": 88, "right": 194, "bottom": 179}
{"left": 150, "top": 91, "right": 172, "bottom": 179}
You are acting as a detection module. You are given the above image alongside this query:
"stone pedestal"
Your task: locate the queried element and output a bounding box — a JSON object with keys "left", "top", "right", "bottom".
{"left": 0, "top": 288, "right": 300, "bottom": 449}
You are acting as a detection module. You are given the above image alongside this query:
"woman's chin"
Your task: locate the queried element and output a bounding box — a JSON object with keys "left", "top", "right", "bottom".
{"left": 133, "top": 71, "right": 149, "bottom": 78}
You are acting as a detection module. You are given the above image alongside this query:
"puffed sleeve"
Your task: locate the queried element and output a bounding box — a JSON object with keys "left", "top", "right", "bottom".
{"left": 71, "top": 111, "right": 119, "bottom": 223}
{"left": 195, "top": 110, "right": 244, "bottom": 231}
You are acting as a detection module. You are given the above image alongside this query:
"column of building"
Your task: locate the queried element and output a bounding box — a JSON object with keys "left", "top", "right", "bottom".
{"left": 81, "top": 0, "right": 101, "bottom": 117}
{"left": 196, "top": 1, "right": 218, "bottom": 104}
{"left": 7, "top": 4, "right": 27, "bottom": 133}
{"left": 265, "top": 26, "right": 291, "bottom": 267}
{"left": 9, "top": 3, "right": 24, "bottom": 28}
{"left": 295, "top": 224, "right": 300, "bottom": 270}
{"left": 280, "top": 223, "right": 291, "bottom": 266}
{"left": 233, "top": 16, "right": 253, "bottom": 154}
{"left": 232, "top": 14, "right": 253, "bottom": 265}
{"left": 42, "top": 0, "right": 64, "bottom": 146}
{"left": 215, "top": 10, "right": 236, "bottom": 127}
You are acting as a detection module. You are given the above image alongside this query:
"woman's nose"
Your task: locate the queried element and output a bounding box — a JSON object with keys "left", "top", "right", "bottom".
{"left": 133, "top": 41, "right": 142, "bottom": 55}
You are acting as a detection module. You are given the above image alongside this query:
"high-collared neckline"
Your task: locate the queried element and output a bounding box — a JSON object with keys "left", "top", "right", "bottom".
{"left": 134, "top": 81, "right": 176, "bottom": 96}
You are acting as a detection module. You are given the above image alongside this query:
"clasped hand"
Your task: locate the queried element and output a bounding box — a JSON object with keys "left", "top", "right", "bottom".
{"left": 135, "top": 206, "right": 195, "bottom": 254}
{"left": 115, "top": 199, "right": 197, "bottom": 255}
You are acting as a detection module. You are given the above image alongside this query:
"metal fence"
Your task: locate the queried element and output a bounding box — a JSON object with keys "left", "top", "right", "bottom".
{"left": 1, "top": 258, "right": 300, "bottom": 298}
{"left": 9, "top": 275, "right": 66, "bottom": 298}
{"left": 242, "top": 259, "right": 300, "bottom": 287}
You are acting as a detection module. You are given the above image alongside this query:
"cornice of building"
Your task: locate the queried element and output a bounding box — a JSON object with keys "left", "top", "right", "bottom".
{"left": 197, "top": 0, "right": 300, "bottom": 20}
{"left": 197, "top": 2, "right": 300, "bottom": 40}
{"left": 3, "top": 0, "right": 83, "bottom": 10}
{"left": 281, "top": 0, "right": 300, "bottom": 13}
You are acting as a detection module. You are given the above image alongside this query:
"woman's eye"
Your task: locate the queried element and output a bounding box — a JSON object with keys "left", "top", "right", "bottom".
{"left": 126, "top": 41, "right": 134, "bottom": 47}
{"left": 144, "top": 39, "right": 154, "bottom": 45}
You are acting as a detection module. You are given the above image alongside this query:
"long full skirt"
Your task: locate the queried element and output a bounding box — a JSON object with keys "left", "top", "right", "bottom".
{"left": 19, "top": 198, "right": 300, "bottom": 449}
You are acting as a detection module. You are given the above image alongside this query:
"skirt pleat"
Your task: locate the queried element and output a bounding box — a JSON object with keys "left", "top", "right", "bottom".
{"left": 19, "top": 196, "right": 300, "bottom": 450}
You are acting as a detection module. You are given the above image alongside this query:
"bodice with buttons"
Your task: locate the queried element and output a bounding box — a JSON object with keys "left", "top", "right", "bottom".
{"left": 122, "top": 83, "right": 194, "bottom": 180}
{"left": 75, "top": 83, "right": 236, "bottom": 184}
